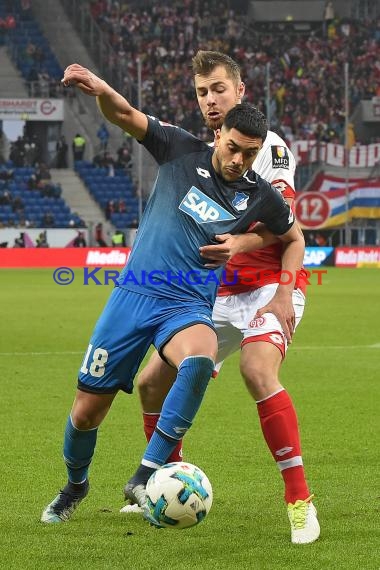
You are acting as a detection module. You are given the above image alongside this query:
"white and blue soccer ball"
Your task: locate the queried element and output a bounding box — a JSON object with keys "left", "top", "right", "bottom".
{"left": 145, "top": 462, "right": 213, "bottom": 529}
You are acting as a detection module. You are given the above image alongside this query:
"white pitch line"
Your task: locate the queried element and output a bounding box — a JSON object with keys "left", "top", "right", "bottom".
{"left": 292, "top": 344, "right": 380, "bottom": 351}
{"left": 0, "top": 344, "right": 379, "bottom": 356}
{"left": 0, "top": 351, "right": 83, "bottom": 356}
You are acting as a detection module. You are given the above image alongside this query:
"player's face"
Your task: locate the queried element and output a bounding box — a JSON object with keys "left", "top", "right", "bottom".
{"left": 212, "top": 128, "right": 263, "bottom": 182}
{"left": 194, "top": 66, "right": 245, "bottom": 131}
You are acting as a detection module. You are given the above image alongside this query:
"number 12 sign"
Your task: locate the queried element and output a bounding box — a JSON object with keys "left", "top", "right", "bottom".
{"left": 295, "top": 192, "right": 330, "bottom": 229}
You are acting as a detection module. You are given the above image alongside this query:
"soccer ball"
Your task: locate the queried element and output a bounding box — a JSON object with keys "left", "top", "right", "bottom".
{"left": 145, "top": 462, "right": 213, "bottom": 529}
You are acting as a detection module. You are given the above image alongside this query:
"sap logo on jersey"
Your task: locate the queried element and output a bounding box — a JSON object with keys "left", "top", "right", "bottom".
{"left": 179, "top": 186, "right": 236, "bottom": 223}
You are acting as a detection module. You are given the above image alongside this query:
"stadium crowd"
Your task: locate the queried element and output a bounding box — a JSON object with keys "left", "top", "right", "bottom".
{"left": 89, "top": 0, "right": 380, "bottom": 144}
{"left": 0, "top": 155, "right": 86, "bottom": 230}
{"left": 1, "top": 1, "right": 379, "bottom": 233}
{"left": 1, "top": 0, "right": 72, "bottom": 98}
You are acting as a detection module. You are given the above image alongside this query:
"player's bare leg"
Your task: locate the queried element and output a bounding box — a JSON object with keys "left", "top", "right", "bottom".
{"left": 138, "top": 351, "right": 176, "bottom": 413}
{"left": 41, "top": 391, "right": 116, "bottom": 523}
{"left": 240, "top": 340, "right": 320, "bottom": 544}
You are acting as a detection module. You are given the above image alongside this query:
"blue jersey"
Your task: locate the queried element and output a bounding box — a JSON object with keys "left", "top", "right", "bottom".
{"left": 117, "top": 116, "right": 293, "bottom": 307}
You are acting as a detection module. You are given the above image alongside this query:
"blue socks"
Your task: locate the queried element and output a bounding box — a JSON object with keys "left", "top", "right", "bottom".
{"left": 63, "top": 356, "right": 214, "bottom": 486}
{"left": 142, "top": 356, "right": 214, "bottom": 468}
{"left": 63, "top": 415, "right": 98, "bottom": 484}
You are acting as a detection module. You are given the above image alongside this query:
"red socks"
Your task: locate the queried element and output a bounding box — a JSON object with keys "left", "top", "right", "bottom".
{"left": 257, "top": 389, "right": 310, "bottom": 503}
{"left": 143, "top": 413, "right": 183, "bottom": 462}
{"left": 143, "top": 390, "right": 310, "bottom": 504}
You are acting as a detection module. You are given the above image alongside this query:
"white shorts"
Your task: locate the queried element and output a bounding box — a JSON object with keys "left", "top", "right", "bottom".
{"left": 213, "top": 283, "right": 305, "bottom": 373}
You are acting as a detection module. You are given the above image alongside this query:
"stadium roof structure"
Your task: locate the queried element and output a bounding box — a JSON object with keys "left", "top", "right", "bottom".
{"left": 249, "top": 0, "right": 350, "bottom": 22}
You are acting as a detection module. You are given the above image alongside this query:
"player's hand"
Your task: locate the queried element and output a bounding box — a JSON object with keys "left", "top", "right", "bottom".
{"left": 199, "top": 234, "right": 240, "bottom": 268}
{"left": 61, "top": 64, "right": 107, "bottom": 96}
{"left": 254, "top": 289, "right": 295, "bottom": 343}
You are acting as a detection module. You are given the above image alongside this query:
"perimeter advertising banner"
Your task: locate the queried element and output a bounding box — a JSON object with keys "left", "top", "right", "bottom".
{"left": 303, "top": 247, "right": 334, "bottom": 266}
{"left": 335, "top": 247, "right": 380, "bottom": 267}
{"left": 1, "top": 247, "right": 337, "bottom": 268}
{"left": 0, "top": 248, "right": 131, "bottom": 268}
{"left": 0, "top": 98, "right": 64, "bottom": 121}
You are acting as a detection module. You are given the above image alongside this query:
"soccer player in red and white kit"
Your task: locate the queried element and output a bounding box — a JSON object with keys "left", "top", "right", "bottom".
{"left": 123, "top": 51, "right": 320, "bottom": 544}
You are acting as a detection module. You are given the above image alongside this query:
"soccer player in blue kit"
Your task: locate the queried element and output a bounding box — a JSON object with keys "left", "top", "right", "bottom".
{"left": 41, "top": 64, "right": 304, "bottom": 525}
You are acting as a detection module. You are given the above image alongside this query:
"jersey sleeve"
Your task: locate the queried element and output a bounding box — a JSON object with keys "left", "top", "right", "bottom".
{"left": 142, "top": 115, "right": 205, "bottom": 165}
{"left": 259, "top": 180, "right": 295, "bottom": 235}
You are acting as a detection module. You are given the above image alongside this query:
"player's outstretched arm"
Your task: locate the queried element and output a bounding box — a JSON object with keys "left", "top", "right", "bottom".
{"left": 62, "top": 64, "right": 148, "bottom": 140}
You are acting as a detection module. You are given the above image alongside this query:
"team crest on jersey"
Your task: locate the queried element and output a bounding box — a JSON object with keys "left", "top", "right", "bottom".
{"left": 179, "top": 186, "right": 236, "bottom": 223}
{"left": 249, "top": 316, "right": 266, "bottom": 328}
{"left": 232, "top": 192, "right": 249, "bottom": 211}
{"left": 271, "top": 146, "right": 289, "bottom": 169}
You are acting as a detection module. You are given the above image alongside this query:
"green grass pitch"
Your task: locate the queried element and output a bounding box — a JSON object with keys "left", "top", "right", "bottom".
{"left": 1, "top": 267, "right": 379, "bottom": 569}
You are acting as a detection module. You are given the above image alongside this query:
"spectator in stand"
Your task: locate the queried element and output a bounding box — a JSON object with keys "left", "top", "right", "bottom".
{"left": 9, "top": 137, "right": 26, "bottom": 167}
{"left": 24, "top": 39, "right": 36, "bottom": 61}
{"left": 27, "top": 174, "right": 38, "bottom": 191}
{"left": 95, "top": 222, "right": 108, "bottom": 247}
{"left": 26, "top": 66, "right": 39, "bottom": 95}
{"left": 56, "top": 135, "right": 68, "bottom": 168}
{"left": 11, "top": 195, "right": 24, "bottom": 215}
{"left": 20, "top": 0, "right": 32, "bottom": 20}
{"left": 1, "top": 13, "right": 16, "bottom": 32}
{"left": 104, "top": 152, "right": 115, "bottom": 177}
{"left": 315, "top": 233, "right": 327, "bottom": 246}
{"left": 92, "top": 151, "right": 106, "bottom": 168}
{"left": 36, "top": 230, "right": 49, "bottom": 248}
{"left": 69, "top": 213, "right": 86, "bottom": 228}
{"left": 37, "top": 70, "right": 50, "bottom": 98}
{"left": 23, "top": 135, "right": 40, "bottom": 166}
{"left": 129, "top": 217, "right": 139, "bottom": 229}
{"left": 13, "top": 232, "right": 25, "bottom": 248}
{"left": 105, "top": 199, "right": 115, "bottom": 220}
{"left": 0, "top": 166, "right": 14, "bottom": 180}
{"left": 111, "top": 229, "right": 126, "bottom": 247}
{"left": 306, "top": 232, "right": 318, "bottom": 246}
{"left": 118, "top": 199, "right": 127, "bottom": 213}
{"left": 116, "top": 141, "right": 133, "bottom": 170}
{"left": 323, "top": 1, "right": 335, "bottom": 37}
{"left": 24, "top": 217, "right": 35, "bottom": 228}
{"left": 0, "top": 127, "right": 5, "bottom": 164}
{"left": 97, "top": 122, "right": 110, "bottom": 151}
{"left": 72, "top": 231, "right": 87, "bottom": 247}
{"left": 72, "top": 134, "right": 86, "bottom": 162}
{"left": 42, "top": 210, "right": 55, "bottom": 228}
{"left": 0, "top": 189, "right": 12, "bottom": 205}
{"left": 41, "top": 183, "right": 60, "bottom": 199}
{"left": 93, "top": 151, "right": 115, "bottom": 176}
{"left": 35, "top": 162, "right": 51, "bottom": 183}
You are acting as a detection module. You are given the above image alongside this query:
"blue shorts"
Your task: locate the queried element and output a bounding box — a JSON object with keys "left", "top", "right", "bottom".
{"left": 77, "top": 287, "right": 215, "bottom": 394}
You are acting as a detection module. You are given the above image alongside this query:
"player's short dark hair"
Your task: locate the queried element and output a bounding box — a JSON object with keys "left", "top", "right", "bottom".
{"left": 191, "top": 50, "right": 241, "bottom": 86}
{"left": 223, "top": 103, "right": 268, "bottom": 142}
